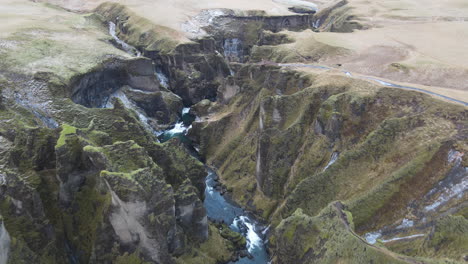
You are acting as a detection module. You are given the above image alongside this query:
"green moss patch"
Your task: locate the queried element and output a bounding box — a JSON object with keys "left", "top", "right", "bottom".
{"left": 56, "top": 124, "right": 77, "bottom": 148}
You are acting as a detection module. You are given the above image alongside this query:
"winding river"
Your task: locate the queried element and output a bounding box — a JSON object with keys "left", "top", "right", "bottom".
{"left": 159, "top": 108, "right": 270, "bottom": 264}
{"left": 107, "top": 23, "right": 269, "bottom": 263}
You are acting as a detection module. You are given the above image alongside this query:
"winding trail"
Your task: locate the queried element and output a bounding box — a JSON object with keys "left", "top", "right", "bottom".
{"left": 277, "top": 63, "right": 468, "bottom": 107}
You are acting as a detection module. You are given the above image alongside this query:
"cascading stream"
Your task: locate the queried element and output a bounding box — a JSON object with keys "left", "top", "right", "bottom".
{"left": 105, "top": 89, "right": 162, "bottom": 138}
{"left": 160, "top": 109, "right": 270, "bottom": 264}
{"left": 108, "top": 22, "right": 141, "bottom": 57}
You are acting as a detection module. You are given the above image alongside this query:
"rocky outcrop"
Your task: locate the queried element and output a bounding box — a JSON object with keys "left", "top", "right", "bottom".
{"left": 0, "top": 86, "right": 3, "bottom": 111}
{"left": 202, "top": 10, "right": 315, "bottom": 64}
{"left": 271, "top": 203, "right": 415, "bottom": 264}
{"left": 174, "top": 179, "right": 208, "bottom": 243}
{"left": 124, "top": 87, "right": 183, "bottom": 124}
{"left": 0, "top": 119, "right": 63, "bottom": 262}
{"left": 70, "top": 57, "right": 160, "bottom": 108}
{"left": 69, "top": 56, "right": 185, "bottom": 130}
{"left": 83, "top": 140, "right": 178, "bottom": 264}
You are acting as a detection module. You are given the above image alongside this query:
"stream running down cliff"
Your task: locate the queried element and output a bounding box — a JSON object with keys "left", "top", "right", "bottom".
{"left": 160, "top": 109, "right": 270, "bottom": 264}
{"left": 0, "top": 220, "right": 10, "bottom": 264}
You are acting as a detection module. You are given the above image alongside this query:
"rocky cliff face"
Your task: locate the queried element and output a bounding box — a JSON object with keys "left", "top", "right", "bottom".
{"left": 0, "top": 0, "right": 466, "bottom": 263}
{"left": 272, "top": 203, "right": 412, "bottom": 263}
{"left": 0, "top": 95, "right": 215, "bottom": 263}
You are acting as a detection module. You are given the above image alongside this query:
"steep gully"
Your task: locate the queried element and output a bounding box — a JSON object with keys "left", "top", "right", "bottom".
{"left": 109, "top": 24, "right": 270, "bottom": 263}
{"left": 160, "top": 110, "right": 270, "bottom": 264}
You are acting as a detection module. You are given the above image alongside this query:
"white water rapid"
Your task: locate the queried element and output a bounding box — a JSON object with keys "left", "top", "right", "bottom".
{"left": 109, "top": 22, "right": 142, "bottom": 57}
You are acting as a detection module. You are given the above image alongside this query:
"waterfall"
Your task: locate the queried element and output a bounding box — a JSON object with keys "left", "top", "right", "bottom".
{"left": 108, "top": 22, "right": 141, "bottom": 57}
{"left": 0, "top": 220, "right": 11, "bottom": 264}
{"left": 164, "top": 108, "right": 191, "bottom": 135}
{"left": 155, "top": 69, "right": 169, "bottom": 88}
{"left": 224, "top": 38, "right": 243, "bottom": 62}
{"left": 165, "top": 122, "right": 187, "bottom": 135}
{"left": 323, "top": 152, "right": 339, "bottom": 171}
{"left": 105, "top": 89, "right": 161, "bottom": 137}
{"left": 158, "top": 107, "right": 194, "bottom": 143}
{"left": 312, "top": 18, "right": 321, "bottom": 28}
{"left": 424, "top": 177, "right": 467, "bottom": 211}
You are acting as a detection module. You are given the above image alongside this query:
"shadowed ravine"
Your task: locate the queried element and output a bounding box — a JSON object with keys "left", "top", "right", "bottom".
{"left": 106, "top": 24, "right": 271, "bottom": 262}
{"left": 160, "top": 110, "right": 270, "bottom": 264}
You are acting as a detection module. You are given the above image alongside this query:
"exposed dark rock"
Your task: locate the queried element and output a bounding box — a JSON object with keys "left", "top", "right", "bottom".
{"left": 123, "top": 86, "right": 183, "bottom": 124}
{"left": 175, "top": 179, "right": 208, "bottom": 242}
{"left": 288, "top": 7, "right": 317, "bottom": 14}
{"left": 70, "top": 57, "right": 160, "bottom": 108}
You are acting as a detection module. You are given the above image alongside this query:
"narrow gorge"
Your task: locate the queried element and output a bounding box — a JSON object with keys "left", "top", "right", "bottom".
{"left": 0, "top": 0, "right": 467, "bottom": 264}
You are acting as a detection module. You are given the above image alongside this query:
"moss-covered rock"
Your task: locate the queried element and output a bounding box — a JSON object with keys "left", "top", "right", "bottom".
{"left": 219, "top": 224, "right": 247, "bottom": 250}
{"left": 174, "top": 179, "right": 208, "bottom": 242}
{"left": 175, "top": 224, "right": 237, "bottom": 264}
{"left": 0, "top": 108, "right": 212, "bottom": 264}
{"left": 423, "top": 216, "right": 468, "bottom": 261}
{"left": 272, "top": 203, "right": 426, "bottom": 264}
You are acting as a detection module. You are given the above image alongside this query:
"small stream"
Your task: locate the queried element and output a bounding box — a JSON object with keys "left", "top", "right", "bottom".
{"left": 159, "top": 108, "right": 270, "bottom": 264}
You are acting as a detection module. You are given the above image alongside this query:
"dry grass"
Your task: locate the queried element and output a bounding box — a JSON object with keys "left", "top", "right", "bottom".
{"left": 35, "top": 0, "right": 301, "bottom": 33}
{"left": 287, "top": 68, "right": 468, "bottom": 104}
{"left": 0, "top": 0, "right": 129, "bottom": 80}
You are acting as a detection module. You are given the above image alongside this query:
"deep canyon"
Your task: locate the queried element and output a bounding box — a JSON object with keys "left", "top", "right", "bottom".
{"left": 0, "top": 0, "right": 467, "bottom": 263}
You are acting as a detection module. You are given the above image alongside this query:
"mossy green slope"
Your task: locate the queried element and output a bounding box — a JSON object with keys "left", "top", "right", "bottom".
{"left": 272, "top": 203, "right": 437, "bottom": 264}
{"left": 191, "top": 64, "right": 467, "bottom": 263}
